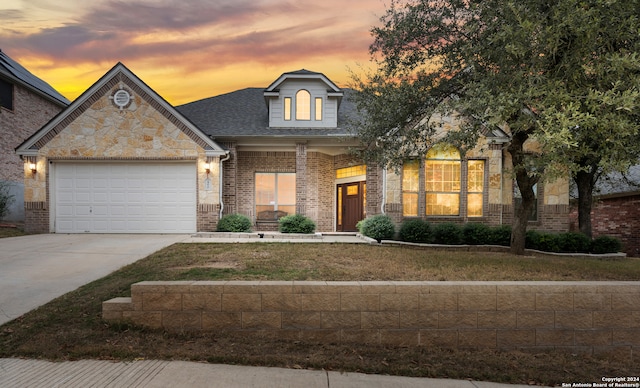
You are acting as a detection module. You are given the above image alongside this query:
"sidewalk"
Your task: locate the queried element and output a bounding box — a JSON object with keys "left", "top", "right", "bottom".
{"left": 0, "top": 358, "right": 551, "bottom": 388}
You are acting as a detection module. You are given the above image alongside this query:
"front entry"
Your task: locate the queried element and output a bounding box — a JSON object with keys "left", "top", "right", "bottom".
{"left": 337, "top": 181, "right": 366, "bottom": 232}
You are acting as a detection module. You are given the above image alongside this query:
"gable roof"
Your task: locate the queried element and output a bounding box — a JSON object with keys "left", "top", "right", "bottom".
{"left": 265, "top": 69, "right": 342, "bottom": 93}
{"left": 16, "top": 62, "right": 226, "bottom": 157}
{"left": 0, "top": 49, "right": 70, "bottom": 107}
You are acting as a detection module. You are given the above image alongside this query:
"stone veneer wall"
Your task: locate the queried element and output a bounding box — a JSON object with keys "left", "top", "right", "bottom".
{"left": 22, "top": 73, "right": 220, "bottom": 232}
{"left": 103, "top": 281, "right": 640, "bottom": 359}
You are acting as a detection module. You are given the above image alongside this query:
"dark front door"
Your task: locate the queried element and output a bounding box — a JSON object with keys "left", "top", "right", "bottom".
{"left": 337, "top": 181, "right": 366, "bottom": 232}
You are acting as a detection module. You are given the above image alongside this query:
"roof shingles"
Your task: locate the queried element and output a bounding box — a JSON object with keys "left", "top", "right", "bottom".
{"left": 176, "top": 88, "right": 358, "bottom": 138}
{"left": 0, "top": 49, "right": 70, "bottom": 106}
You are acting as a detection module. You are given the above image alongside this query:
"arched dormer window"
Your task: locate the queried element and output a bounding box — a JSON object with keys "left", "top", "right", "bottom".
{"left": 296, "top": 90, "right": 311, "bottom": 120}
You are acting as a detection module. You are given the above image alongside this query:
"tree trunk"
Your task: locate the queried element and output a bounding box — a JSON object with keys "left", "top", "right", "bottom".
{"left": 510, "top": 171, "right": 537, "bottom": 255}
{"left": 507, "top": 129, "right": 538, "bottom": 256}
{"left": 574, "top": 169, "right": 596, "bottom": 238}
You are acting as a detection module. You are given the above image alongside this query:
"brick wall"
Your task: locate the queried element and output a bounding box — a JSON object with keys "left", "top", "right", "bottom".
{"left": 230, "top": 150, "right": 354, "bottom": 233}
{"left": 197, "top": 204, "right": 220, "bottom": 232}
{"left": 220, "top": 142, "right": 237, "bottom": 216}
{"left": 570, "top": 194, "right": 640, "bottom": 257}
{"left": 0, "top": 83, "right": 64, "bottom": 183}
{"left": 307, "top": 152, "right": 335, "bottom": 231}
{"left": 24, "top": 202, "right": 48, "bottom": 233}
{"left": 235, "top": 151, "right": 297, "bottom": 225}
{"left": 1, "top": 81, "right": 64, "bottom": 222}
{"left": 104, "top": 280, "right": 640, "bottom": 359}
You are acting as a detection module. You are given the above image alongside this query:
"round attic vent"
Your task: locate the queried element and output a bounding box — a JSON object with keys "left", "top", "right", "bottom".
{"left": 112, "top": 89, "right": 131, "bottom": 108}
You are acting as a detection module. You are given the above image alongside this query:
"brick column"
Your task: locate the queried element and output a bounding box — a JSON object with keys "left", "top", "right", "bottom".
{"left": 221, "top": 142, "right": 237, "bottom": 215}
{"left": 296, "top": 143, "right": 307, "bottom": 216}
{"left": 366, "top": 164, "right": 379, "bottom": 217}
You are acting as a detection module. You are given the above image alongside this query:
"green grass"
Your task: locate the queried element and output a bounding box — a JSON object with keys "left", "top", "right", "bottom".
{"left": 1, "top": 242, "right": 638, "bottom": 385}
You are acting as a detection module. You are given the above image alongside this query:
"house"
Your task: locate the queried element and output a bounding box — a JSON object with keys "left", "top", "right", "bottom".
{"left": 16, "top": 63, "right": 570, "bottom": 234}
{"left": 0, "top": 49, "right": 69, "bottom": 222}
{"left": 569, "top": 165, "right": 640, "bottom": 256}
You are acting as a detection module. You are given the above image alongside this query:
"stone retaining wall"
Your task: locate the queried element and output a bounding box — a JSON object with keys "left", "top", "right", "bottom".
{"left": 103, "top": 281, "right": 640, "bottom": 358}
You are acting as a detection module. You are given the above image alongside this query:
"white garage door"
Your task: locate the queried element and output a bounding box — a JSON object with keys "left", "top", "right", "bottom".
{"left": 55, "top": 162, "right": 197, "bottom": 233}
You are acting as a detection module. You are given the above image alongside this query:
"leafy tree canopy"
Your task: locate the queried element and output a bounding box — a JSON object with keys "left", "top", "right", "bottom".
{"left": 351, "top": 0, "right": 640, "bottom": 252}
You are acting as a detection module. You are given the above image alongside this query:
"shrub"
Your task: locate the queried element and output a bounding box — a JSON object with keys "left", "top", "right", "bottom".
{"left": 398, "top": 219, "right": 432, "bottom": 243}
{"left": 557, "top": 232, "right": 591, "bottom": 253}
{"left": 462, "top": 223, "right": 491, "bottom": 245}
{"left": 590, "top": 235, "right": 622, "bottom": 254}
{"left": 432, "top": 222, "right": 463, "bottom": 245}
{"left": 358, "top": 214, "right": 395, "bottom": 242}
{"left": 526, "top": 230, "right": 561, "bottom": 253}
{"left": 488, "top": 225, "right": 511, "bottom": 246}
{"left": 216, "top": 213, "right": 252, "bottom": 232}
{"left": 278, "top": 214, "right": 316, "bottom": 234}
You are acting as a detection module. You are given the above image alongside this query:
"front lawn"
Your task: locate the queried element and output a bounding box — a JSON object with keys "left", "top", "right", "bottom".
{"left": 1, "top": 243, "right": 638, "bottom": 385}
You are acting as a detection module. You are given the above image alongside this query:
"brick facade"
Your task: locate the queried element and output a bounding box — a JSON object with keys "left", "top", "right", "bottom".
{"left": 235, "top": 151, "right": 297, "bottom": 231}
{"left": 307, "top": 152, "right": 335, "bottom": 231}
{"left": 197, "top": 204, "right": 220, "bottom": 233}
{"left": 1, "top": 80, "right": 65, "bottom": 222}
{"left": 229, "top": 149, "right": 344, "bottom": 232}
{"left": 570, "top": 194, "right": 640, "bottom": 257}
{"left": 223, "top": 150, "right": 368, "bottom": 232}
{"left": 23, "top": 202, "right": 49, "bottom": 234}
{"left": 0, "top": 83, "right": 64, "bottom": 183}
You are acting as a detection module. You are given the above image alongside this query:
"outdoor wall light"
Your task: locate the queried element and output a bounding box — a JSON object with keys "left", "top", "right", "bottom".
{"left": 204, "top": 162, "right": 211, "bottom": 175}
{"left": 29, "top": 162, "right": 37, "bottom": 175}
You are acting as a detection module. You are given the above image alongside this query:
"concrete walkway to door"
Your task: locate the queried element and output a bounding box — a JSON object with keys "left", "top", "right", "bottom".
{"left": 0, "top": 234, "right": 188, "bottom": 325}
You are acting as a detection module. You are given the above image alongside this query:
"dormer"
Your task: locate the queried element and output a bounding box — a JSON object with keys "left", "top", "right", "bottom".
{"left": 264, "top": 69, "right": 343, "bottom": 129}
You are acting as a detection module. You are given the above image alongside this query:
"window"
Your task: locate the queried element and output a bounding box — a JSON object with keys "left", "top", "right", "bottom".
{"left": 315, "top": 97, "right": 323, "bottom": 120}
{"left": 401, "top": 143, "right": 487, "bottom": 218}
{"left": 296, "top": 90, "right": 310, "bottom": 120}
{"left": 426, "top": 144, "right": 461, "bottom": 216}
{"left": 402, "top": 160, "right": 420, "bottom": 216}
{"left": 284, "top": 97, "right": 292, "bottom": 121}
{"left": 255, "top": 173, "right": 296, "bottom": 220}
{"left": 336, "top": 165, "right": 366, "bottom": 179}
{"left": 467, "top": 160, "right": 485, "bottom": 217}
{"left": 0, "top": 78, "right": 13, "bottom": 111}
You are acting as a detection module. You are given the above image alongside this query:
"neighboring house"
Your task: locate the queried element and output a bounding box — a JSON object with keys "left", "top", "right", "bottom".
{"left": 0, "top": 49, "right": 69, "bottom": 222}
{"left": 16, "top": 63, "right": 570, "bottom": 234}
{"left": 569, "top": 165, "right": 640, "bottom": 256}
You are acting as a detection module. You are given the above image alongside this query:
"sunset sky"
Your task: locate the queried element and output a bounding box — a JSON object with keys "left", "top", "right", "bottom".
{"left": 0, "top": 0, "right": 387, "bottom": 105}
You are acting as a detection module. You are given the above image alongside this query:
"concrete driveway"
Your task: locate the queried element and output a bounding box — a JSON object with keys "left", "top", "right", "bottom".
{"left": 0, "top": 234, "right": 188, "bottom": 326}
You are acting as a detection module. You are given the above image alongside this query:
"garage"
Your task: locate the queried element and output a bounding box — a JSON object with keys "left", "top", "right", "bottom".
{"left": 54, "top": 162, "right": 197, "bottom": 233}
